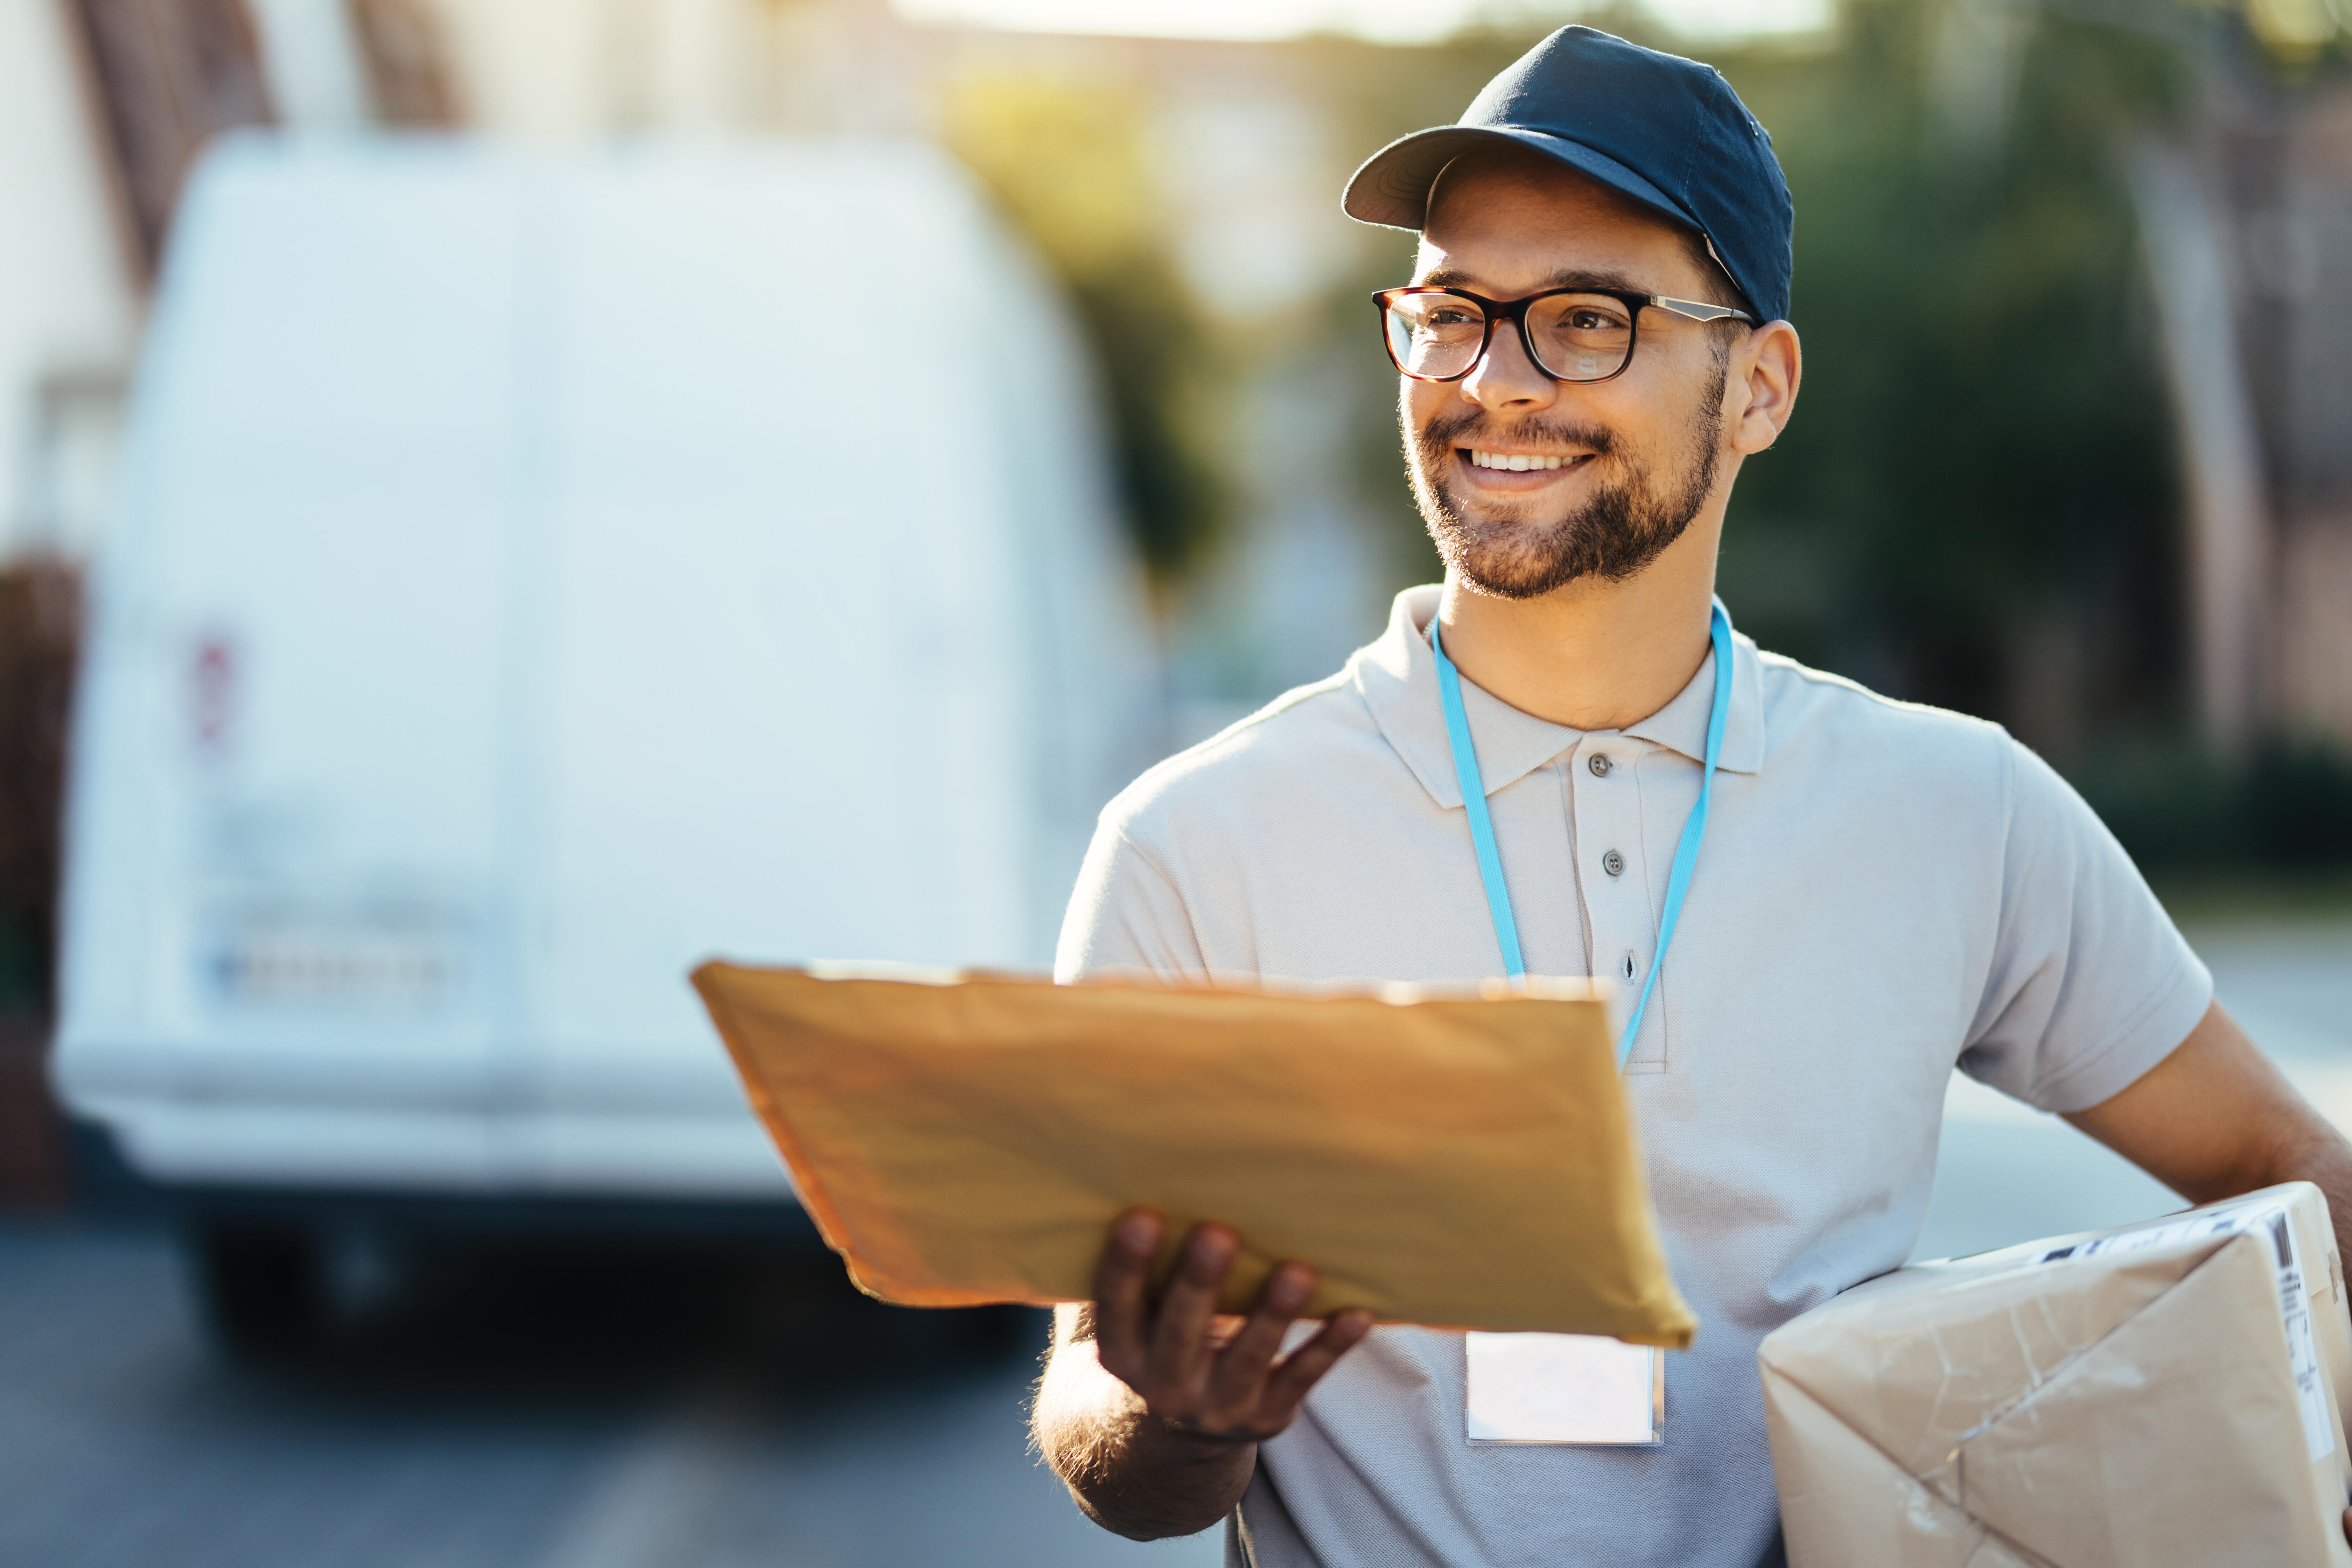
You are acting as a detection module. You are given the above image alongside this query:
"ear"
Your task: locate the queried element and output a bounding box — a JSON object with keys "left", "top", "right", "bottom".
{"left": 1727, "top": 320, "right": 1800, "bottom": 455}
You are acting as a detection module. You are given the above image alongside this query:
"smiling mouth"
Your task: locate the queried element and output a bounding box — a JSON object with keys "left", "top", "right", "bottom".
{"left": 1461, "top": 448, "right": 1595, "bottom": 472}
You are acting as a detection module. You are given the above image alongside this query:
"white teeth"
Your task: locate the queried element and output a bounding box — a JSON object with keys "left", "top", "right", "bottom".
{"left": 1470, "top": 449, "right": 1577, "bottom": 471}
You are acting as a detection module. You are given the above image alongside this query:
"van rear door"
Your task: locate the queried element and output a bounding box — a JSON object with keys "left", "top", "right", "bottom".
{"left": 59, "top": 142, "right": 526, "bottom": 1187}
{"left": 512, "top": 148, "right": 1042, "bottom": 1195}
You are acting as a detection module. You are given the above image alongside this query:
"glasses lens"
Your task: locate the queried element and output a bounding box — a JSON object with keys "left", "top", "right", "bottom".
{"left": 1526, "top": 294, "right": 1633, "bottom": 381}
{"left": 1385, "top": 292, "right": 1486, "bottom": 380}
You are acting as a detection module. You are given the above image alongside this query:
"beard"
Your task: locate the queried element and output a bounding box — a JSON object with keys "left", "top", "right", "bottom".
{"left": 1405, "top": 362, "right": 1727, "bottom": 600}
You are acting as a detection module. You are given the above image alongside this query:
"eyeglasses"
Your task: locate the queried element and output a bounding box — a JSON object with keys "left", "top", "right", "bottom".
{"left": 1373, "top": 285, "right": 1755, "bottom": 385}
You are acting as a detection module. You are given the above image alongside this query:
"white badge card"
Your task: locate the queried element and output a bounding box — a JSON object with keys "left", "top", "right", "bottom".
{"left": 1465, "top": 1331, "right": 1662, "bottom": 1446}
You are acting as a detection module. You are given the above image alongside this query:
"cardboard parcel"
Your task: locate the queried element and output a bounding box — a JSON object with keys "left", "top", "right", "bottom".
{"left": 1760, "top": 1182, "right": 2352, "bottom": 1568}
{"left": 691, "top": 961, "right": 1696, "bottom": 1344}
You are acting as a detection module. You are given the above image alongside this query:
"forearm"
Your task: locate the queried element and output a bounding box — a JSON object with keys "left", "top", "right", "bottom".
{"left": 1034, "top": 1327, "right": 1256, "bottom": 1540}
{"left": 2259, "top": 1115, "right": 2352, "bottom": 1271}
{"left": 2071, "top": 1002, "right": 2352, "bottom": 1266}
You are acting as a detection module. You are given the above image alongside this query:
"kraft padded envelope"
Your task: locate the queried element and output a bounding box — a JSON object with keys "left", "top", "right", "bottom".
{"left": 692, "top": 961, "right": 1696, "bottom": 1345}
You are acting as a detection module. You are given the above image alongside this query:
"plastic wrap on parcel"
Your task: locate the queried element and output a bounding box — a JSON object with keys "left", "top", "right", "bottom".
{"left": 691, "top": 961, "right": 1695, "bottom": 1344}
{"left": 1759, "top": 1181, "right": 2352, "bottom": 1568}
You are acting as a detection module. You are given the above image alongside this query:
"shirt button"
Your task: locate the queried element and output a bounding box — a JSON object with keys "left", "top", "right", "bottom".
{"left": 1602, "top": 849, "right": 1625, "bottom": 877}
{"left": 1588, "top": 754, "right": 1612, "bottom": 777}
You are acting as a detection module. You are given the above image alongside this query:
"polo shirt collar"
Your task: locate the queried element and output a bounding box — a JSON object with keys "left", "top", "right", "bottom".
{"left": 1352, "top": 584, "right": 1766, "bottom": 811}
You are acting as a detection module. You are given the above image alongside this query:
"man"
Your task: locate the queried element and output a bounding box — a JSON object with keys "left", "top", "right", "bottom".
{"left": 1031, "top": 26, "right": 2352, "bottom": 1568}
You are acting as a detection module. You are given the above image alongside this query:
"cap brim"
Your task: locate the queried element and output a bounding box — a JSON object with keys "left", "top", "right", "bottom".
{"left": 1342, "top": 125, "right": 1696, "bottom": 238}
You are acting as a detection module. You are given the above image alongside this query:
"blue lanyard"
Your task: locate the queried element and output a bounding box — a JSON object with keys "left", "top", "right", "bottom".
{"left": 1430, "top": 603, "right": 1733, "bottom": 1068}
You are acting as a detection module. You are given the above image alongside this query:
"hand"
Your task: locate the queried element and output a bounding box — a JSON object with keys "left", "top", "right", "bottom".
{"left": 1091, "top": 1207, "right": 1373, "bottom": 1446}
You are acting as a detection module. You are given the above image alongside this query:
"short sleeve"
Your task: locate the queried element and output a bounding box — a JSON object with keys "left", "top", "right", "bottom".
{"left": 1053, "top": 818, "right": 1212, "bottom": 985}
{"left": 1958, "top": 737, "right": 2212, "bottom": 1114}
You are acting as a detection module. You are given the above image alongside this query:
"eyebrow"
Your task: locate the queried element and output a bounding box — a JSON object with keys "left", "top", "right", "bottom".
{"left": 1413, "top": 264, "right": 1654, "bottom": 295}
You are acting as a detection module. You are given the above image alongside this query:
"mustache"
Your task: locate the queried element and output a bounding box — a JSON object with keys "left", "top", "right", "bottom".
{"left": 1418, "top": 406, "right": 1618, "bottom": 457}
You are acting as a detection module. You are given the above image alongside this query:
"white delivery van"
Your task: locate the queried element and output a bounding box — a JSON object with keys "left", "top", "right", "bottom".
{"left": 52, "top": 133, "right": 1159, "bottom": 1348}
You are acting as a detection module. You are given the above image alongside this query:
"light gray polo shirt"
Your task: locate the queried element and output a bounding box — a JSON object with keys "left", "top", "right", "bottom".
{"left": 1055, "top": 585, "right": 2212, "bottom": 1568}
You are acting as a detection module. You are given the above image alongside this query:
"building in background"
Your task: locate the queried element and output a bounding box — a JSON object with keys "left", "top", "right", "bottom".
{"left": 2214, "top": 74, "right": 2352, "bottom": 748}
{"left": 1, "top": 2, "right": 140, "bottom": 563}
{"left": 16, "top": 0, "right": 2352, "bottom": 737}
{"left": 4, "top": 6, "right": 2352, "bottom": 1154}
{"left": 2131, "top": 25, "right": 2352, "bottom": 754}
{"left": 0, "top": 0, "right": 1402, "bottom": 720}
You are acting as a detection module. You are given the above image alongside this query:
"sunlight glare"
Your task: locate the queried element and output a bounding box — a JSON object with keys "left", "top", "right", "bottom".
{"left": 889, "top": 0, "right": 1833, "bottom": 44}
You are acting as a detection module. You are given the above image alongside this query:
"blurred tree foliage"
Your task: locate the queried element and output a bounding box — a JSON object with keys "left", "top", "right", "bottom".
{"left": 938, "top": 64, "right": 1228, "bottom": 584}
{"left": 1718, "top": 4, "right": 2192, "bottom": 732}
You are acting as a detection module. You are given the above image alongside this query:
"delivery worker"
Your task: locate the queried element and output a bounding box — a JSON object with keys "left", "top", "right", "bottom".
{"left": 1031, "top": 24, "right": 2352, "bottom": 1568}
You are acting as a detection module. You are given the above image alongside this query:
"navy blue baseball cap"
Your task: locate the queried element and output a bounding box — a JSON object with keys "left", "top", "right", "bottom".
{"left": 1343, "top": 26, "right": 1793, "bottom": 326}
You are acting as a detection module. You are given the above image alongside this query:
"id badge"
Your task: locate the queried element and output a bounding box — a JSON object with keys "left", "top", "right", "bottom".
{"left": 1464, "top": 1332, "right": 1663, "bottom": 1446}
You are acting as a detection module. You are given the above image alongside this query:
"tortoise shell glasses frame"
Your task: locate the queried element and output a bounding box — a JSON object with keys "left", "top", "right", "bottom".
{"left": 1373, "top": 284, "right": 1755, "bottom": 386}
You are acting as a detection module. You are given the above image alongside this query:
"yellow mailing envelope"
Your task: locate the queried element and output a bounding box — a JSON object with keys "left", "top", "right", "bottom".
{"left": 692, "top": 961, "right": 1695, "bottom": 1345}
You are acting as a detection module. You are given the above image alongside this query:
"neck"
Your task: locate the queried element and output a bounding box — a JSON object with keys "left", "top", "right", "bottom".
{"left": 1433, "top": 514, "right": 1723, "bottom": 731}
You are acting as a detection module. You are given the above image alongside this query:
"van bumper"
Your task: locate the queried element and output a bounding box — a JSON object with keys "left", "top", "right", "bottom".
{"left": 64, "top": 1096, "right": 798, "bottom": 1207}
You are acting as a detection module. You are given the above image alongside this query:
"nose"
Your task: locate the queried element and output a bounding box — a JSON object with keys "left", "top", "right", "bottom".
{"left": 1460, "top": 315, "right": 1559, "bottom": 415}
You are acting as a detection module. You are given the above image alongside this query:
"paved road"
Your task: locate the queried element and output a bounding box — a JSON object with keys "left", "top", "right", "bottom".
{"left": 0, "top": 1223, "right": 1224, "bottom": 1568}
{"left": 4, "top": 918, "right": 2345, "bottom": 1568}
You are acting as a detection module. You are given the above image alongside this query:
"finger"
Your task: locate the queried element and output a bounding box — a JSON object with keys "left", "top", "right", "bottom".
{"left": 1258, "top": 1308, "right": 1374, "bottom": 1428}
{"left": 2341, "top": 1504, "right": 2351, "bottom": 1547}
{"left": 1206, "top": 1262, "right": 1312, "bottom": 1411}
{"left": 1201, "top": 1314, "right": 1247, "bottom": 1353}
{"left": 1146, "top": 1223, "right": 1238, "bottom": 1397}
{"left": 1091, "top": 1208, "right": 1162, "bottom": 1386}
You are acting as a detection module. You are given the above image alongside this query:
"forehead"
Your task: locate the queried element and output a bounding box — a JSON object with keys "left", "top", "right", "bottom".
{"left": 1413, "top": 153, "right": 1699, "bottom": 295}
